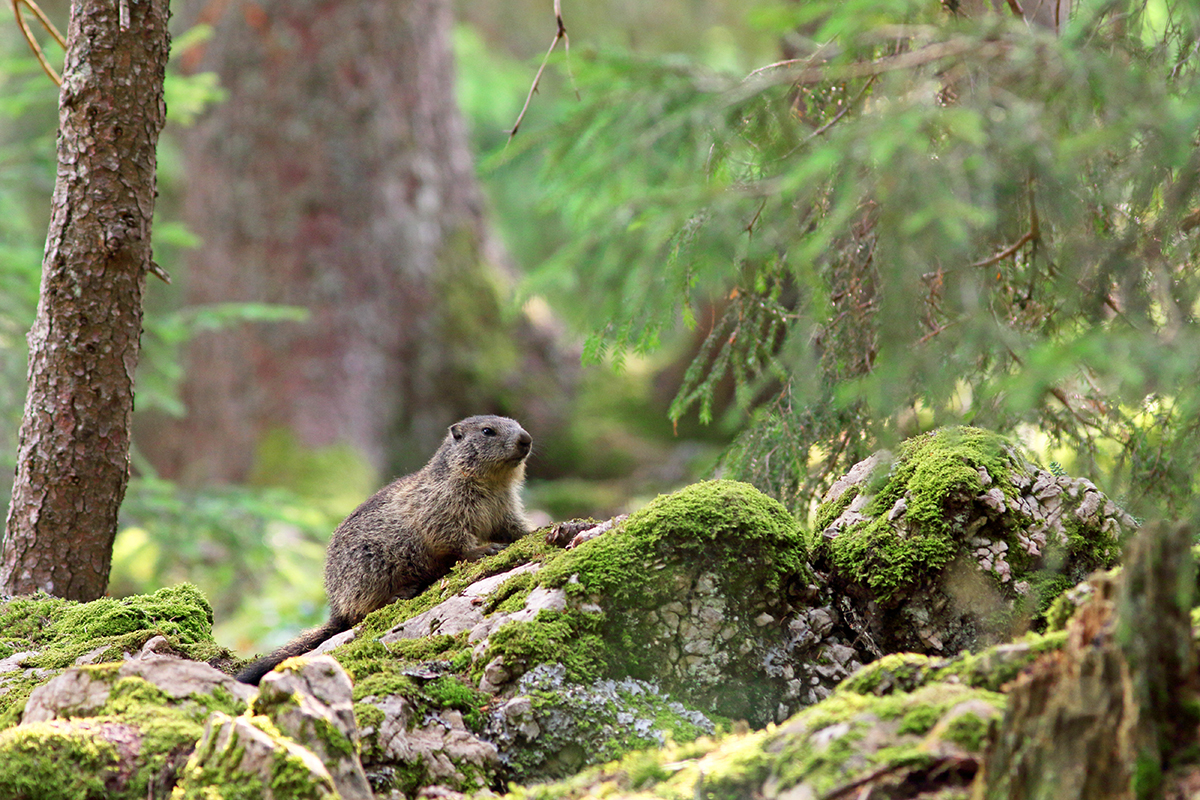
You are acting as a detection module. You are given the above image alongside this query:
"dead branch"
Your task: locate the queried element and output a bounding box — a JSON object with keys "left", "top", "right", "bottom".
{"left": 11, "top": 0, "right": 65, "bottom": 85}
{"left": 508, "top": 0, "right": 576, "bottom": 142}
{"left": 971, "top": 230, "right": 1036, "bottom": 269}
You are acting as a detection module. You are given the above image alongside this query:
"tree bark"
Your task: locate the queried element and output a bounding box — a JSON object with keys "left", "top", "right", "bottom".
{"left": 1, "top": 0, "right": 170, "bottom": 599}
{"left": 977, "top": 523, "right": 1198, "bottom": 799}
{"left": 144, "top": 0, "right": 571, "bottom": 485}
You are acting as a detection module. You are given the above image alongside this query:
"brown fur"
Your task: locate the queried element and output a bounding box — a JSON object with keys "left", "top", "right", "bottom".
{"left": 236, "top": 415, "right": 532, "bottom": 684}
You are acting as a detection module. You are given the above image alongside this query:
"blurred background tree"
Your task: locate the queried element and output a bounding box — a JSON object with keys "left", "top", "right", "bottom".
{"left": 2, "top": 0, "right": 1196, "bottom": 651}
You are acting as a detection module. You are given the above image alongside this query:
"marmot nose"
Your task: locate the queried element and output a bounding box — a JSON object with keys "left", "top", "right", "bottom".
{"left": 515, "top": 431, "right": 532, "bottom": 455}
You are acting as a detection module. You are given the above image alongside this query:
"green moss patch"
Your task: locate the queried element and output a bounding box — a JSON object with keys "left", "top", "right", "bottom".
{"left": 838, "top": 630, "right": 1068, "bottom": 700}
{"left": 0, "top": 663, "right": 247, "bottom": 800}
{"left": 481, "top": 610, "right": 607, "bottom": 686}
{"left": 539, "top": 480, "right": 807, "bottom": 603}
{"left": 0, "top": 720, "right": 124, "bottom": 800}
{"left": 814, "top": 427, "right": 1010, "bottom": 604}
{"left": 0, "top": 584, "right": 226, "bottom": 730}
{"left": 173, "top": 713, "right": 337, "bottom": 800}
{"left": 0, "top": 584, "right": 218, "bottom": 670}
{"left": 811, "top": 427, "right": 1131, "bottom": 657}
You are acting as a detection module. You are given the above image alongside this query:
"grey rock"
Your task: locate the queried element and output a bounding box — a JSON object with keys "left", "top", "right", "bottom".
{"left": 255, "top": 656, "right": 372, "bottom": 800}
{"left": 179, "top": 712, "right": 338, "bottom": 800}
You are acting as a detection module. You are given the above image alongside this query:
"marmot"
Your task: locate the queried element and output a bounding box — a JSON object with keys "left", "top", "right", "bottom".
{"left": 236, "top": 415, "right": 532, "bottom": 684}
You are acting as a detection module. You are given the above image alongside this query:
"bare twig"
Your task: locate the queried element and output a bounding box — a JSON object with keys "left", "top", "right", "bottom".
{"left": 508, "top": 0, "right": 576, "bottom": 142}
{"left": 973, "top": 177, "right": 1040, "bottom": 269}
{"left": 970, "top": 230, "right": 1035, "bottom": 269}
{"left": 748, "top": 38, "right": 1007, "bottom": 90}
{"left": 11, "top": 0, "right": 65, "bottom": 85}
{"left": 809, "top": 74, "right": 878, "bottom": 139}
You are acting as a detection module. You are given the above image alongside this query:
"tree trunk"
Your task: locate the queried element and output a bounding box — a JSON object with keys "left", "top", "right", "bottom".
{"left": 1, "top": 0, "right": 170, "bottom": 599}
{"left": 977, "top": 522, "right": 1198, "bottom": 799}
{"left": 143, "top": 0, "right": 571, "bottom": 485}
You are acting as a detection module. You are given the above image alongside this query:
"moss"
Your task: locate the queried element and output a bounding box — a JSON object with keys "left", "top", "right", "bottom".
{"left": 353, "top": 702, "right": 384, "bottom": 733}
{"left": 812, "top": 484, "right": 860, "bottom": 534}
{"left": 1023, "top": 570, "right": 1083, "bottom": 628}
{"left": 768, "top": 682, "right": 1003, "bottom": 797}
{"left": 695, "top": 729, "right": 776, "bottom": 800}
{"left": 449, "top": 648, "right": 472, "bottom": 672}
{"left": 353, "top": 668, "right": 487, "bottom": 732}
{"left": 481, "top": 610, "right": 607, "bottom": 685}
{"left": 540, "top": 480, "right": 807, "bottom": 602}
{"left": 897, "top": 703, "right": 943, "bottom": 736}
{"left": 938, "top": 709, "right": 991, "bottom": 752}
{"left": 622, "top": 749, "right": 671, "bottom": 789}
{"left": 344, "top": 532, "right": 559, "bottom": 648}
{"left": 350, "top": 669, "right": 420, "bottom": 704}
{"left": 814, "top": 427, "right": 1129, "bottom": 623}
{"left": 528, "top": 481, "right": 808, "bottom": 723}
{"left": 51, "top": 584, "right": 213, "bottom": 645}
{"left": 815, "top": 428, "right": 1013, "bottom": 604}
{"left": 385, "top": 632, "right": 468, "bottom": 663}
{"left": 487, "top": 570, "right": 539, "bottom": 614}
{"left": 2, "top": 584, "right": 222, "bottom": 675}
{"left": 22, "top": 669, "right": 248, "bottom": 799}
{"left": 0, "top": 720, "right": 122, "bottom": 800}
{"left": 0, "top": 592, "right": 73, "bottom": 644}
{"left": 0, "top": 675, "right": 41, "bottom": 730}
{"left": 0, "top": 585, "right": 228, "bottom": 732}
{"left": 102, "top": 682, "right": 210, "bottom": 797}
{"left": 932, "top": 630, "right": 1067, "bottom": 692}
{"left": 174, "top": 713, "right": 337, "bottom": 800}
{"left": 421, "top": 675, "right": 489, "bottom": 730}
{"left": 838, "top": 653, "right": 940, "bottom": 696}
{"left": 841, "top": 632, "right": 1066, "bottom": 700}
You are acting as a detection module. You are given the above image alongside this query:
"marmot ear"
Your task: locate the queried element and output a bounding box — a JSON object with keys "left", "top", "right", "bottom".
{"left": 450, "top": 423, "right": 464, "bottom": 441}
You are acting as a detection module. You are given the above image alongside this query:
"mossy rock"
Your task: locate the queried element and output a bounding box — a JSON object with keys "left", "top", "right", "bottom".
{"left": 173, "top": 712, "right": 338, "bottom": 800}
{"left": 500, "top": 677, "right": 1002, "bottom": 800}
{"left": 326, "top": 480, "right": 813, "bottom": 788}
{"left": 520, "top": 480, "right": 811, "bottom": 725}
{"left": 0, "top": 658, "right": 250, "bottom": 800}
{"left": 0, "top": 584, "right": 228, "bottom": 730}
{"left": 812, "top": 427, "right": 1135, "bottom": 655}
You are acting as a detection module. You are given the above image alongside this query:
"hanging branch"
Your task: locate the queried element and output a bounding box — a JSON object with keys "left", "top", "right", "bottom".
{"left": 508, "top": 0, "right": 577, "bottom": 142}
{"left": 11, "top": 0, "right": 65, "bottom": 85}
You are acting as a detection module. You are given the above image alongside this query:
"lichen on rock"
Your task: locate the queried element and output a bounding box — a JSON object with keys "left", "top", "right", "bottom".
{"left": 486, "top": 663, "right": 715, "bottom": 783}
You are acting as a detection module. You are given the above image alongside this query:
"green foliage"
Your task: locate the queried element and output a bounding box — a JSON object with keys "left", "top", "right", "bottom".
{"left": 112, "top": 478, "right": 341, "bottom": 655}
{"left": 513, "top": 0, "right": 1200, "bottom": 519}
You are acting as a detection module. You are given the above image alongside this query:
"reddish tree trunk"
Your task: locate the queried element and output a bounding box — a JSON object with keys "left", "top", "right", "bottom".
{"left": 2, "top": 0, "right": 170, "bottom": 599}
{"left": 143, "top": 0, "right": 569, "bottom": 485}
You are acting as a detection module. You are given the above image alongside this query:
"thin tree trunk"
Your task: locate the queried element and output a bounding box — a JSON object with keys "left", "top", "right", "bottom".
{"left": 1, "top": 0, "right": 170, "bottom": 599}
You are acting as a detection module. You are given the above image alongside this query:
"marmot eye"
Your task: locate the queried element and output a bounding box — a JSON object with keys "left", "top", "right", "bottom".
{"left": 482, "top": 427, "right": 496, "bottom": 436}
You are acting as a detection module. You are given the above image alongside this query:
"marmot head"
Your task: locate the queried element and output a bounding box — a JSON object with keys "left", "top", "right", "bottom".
{"left": 443, "top": 415, "right": 532, "bottom": 483}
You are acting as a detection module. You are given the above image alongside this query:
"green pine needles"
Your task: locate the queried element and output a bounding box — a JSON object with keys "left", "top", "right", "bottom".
{"left": 521, "top": 0, "right": 1200, "bottom": 520}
